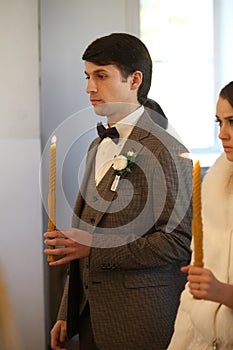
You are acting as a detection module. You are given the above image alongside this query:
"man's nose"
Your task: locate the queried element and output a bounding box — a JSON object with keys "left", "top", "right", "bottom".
{"left": 86, "top": 79, "right": 97, "bottom": 93}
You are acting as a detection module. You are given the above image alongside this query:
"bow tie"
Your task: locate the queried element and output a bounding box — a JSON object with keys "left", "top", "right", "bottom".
{"left": 97, "top": 122, "right": 120, "bottom": 144}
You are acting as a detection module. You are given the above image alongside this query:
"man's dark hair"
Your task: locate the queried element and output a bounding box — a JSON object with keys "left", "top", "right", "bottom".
{"left": 82, "top": 33, "right": 152, "bottom": 104}
{"left": 220, "top": 81, "right": 233, "bottom": 107}
{"left": 144, "top": 98, "right": 168, "bottom": 129}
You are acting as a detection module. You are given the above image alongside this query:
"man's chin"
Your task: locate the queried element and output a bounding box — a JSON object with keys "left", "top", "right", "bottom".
{"left": 93, "top": 104, "right": 109, "bottom": 117}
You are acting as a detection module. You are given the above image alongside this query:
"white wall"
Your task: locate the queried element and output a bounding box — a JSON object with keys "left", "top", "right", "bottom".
{"left": 0, "top": 1, "right": 45, "bottom": 349}
{"left": 214, "top": 0, "right": 233, "bottom": 93}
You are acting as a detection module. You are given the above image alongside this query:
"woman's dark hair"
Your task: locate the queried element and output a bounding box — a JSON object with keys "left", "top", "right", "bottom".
{"left": 82, "top": 33, "right": 152, "bottom": 104}
{"left": 219, "top": 81, "right": 233, "bottom": 107}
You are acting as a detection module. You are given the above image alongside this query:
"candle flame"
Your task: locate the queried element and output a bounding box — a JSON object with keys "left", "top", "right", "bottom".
{"left": 179, "top": 152, "right": 191, "bottom": 160}
{"left": 51, "top": 135, "right": 56, "bottom": 144}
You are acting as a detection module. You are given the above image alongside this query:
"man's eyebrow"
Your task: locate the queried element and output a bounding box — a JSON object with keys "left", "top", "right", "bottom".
{"left": 84, "top": 69, "right": 109, "bottom": 75}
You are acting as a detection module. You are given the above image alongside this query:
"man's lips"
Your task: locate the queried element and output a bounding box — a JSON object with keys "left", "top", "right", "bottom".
{"left": 90, "top": 99, "right": 103, "bottom": 106}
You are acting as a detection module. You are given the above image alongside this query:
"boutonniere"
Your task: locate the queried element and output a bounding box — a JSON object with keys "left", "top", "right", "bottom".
{"left": 110, "top": 151, "right": 139, "bottom": 191}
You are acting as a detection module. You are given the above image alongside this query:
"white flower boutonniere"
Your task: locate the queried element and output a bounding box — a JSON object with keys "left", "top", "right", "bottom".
{"left": 111, "top": 151, "right": 139, "bottom": 191}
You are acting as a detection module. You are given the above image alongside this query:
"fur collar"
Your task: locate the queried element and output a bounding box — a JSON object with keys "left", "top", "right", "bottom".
{"left": 202, "top": 153, "right": 233, "bottom": 229}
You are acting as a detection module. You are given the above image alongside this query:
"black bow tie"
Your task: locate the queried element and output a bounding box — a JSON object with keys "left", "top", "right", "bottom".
{"left": 97, "top": 122, "right": 120, "bottom": 144}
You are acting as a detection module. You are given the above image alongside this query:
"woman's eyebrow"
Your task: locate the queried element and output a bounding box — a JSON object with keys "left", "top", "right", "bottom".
{"left": 215, "top": 115, "right": 233, "bottom": 119}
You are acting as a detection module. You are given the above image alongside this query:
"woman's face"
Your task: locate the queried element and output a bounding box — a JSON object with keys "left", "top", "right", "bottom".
{"left": 216, "top": 96, "right": 233, "bottom": 161}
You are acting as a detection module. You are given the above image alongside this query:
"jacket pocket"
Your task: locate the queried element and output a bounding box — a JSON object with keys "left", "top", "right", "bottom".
{"left": 123, "top": 270, "right": 170, "bottom": 289}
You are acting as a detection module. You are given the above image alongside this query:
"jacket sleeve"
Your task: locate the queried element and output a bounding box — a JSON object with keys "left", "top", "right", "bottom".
{"left": 57, "top": 275, "right": 69, "bottom": 320}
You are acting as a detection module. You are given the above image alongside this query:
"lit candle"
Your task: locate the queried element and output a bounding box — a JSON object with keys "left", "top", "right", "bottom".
{"left": 47, "top": 135, "right": 56, "bottom": 262}
{"left": 192, "top": 160, "right": 204, "bottom": 267}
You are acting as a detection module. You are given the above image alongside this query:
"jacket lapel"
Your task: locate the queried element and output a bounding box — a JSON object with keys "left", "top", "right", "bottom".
{"left": 73, "top": 138, "right": 100, "bottom": 225}
{"left": 75, "top": 111, "right": 153, "bottom": 229}
{"left": 92, "top": 112, "right": 152, "bottom": 227}
{"left": 119, "top": 110, "right": 151, "bottom": 156}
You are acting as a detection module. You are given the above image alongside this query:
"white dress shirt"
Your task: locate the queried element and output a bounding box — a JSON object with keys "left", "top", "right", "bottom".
{"left": 95, "top": 106, "right": 144, "bottom": 185}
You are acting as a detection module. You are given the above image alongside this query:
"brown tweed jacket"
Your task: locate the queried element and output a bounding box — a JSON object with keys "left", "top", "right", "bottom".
{"left": 57, "top": 111, "right": 193, "bottom": 350}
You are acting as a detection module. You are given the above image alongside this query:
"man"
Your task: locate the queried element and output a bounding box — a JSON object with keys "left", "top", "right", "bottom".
{"left": 44, "top": 33, "right": 192, "bottom": 350}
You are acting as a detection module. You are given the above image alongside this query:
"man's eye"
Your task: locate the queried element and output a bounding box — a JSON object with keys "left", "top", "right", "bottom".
{"left": 98, "top": 74, "right": 106, "bottom": 79}
{"left": 85, "top": 76, "right": 90, "bottom": 80}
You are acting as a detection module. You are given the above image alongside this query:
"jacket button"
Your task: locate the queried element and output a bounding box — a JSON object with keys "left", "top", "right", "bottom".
{"left": 90, "top": 217, "right": 95, "bottom": 224}
{"left": 92, "top": 196, "right": 98, "bottom": 202}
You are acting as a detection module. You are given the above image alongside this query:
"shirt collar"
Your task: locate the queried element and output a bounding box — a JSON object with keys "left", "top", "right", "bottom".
{"left": 113, "top": 105, "right": 144, "bottom": 139}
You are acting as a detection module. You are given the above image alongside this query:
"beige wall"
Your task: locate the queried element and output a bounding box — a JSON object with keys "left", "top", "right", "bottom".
{"left": 0, "top": 1, "right": 45, "bottom": 349}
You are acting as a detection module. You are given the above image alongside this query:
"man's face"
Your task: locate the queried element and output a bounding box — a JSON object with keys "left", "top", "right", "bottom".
{"left": 84, "top": 62, "right": 140, "bottom": 122}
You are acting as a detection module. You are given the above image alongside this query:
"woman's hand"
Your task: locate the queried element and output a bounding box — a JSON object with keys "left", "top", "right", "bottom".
{"left": 181, "top": 265, "right": 233, "bottom": 309}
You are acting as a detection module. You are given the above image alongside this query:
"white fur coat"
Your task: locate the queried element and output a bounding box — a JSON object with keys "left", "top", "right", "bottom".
{"left": 167, "top": 153, "right": 233, "bottom": 350}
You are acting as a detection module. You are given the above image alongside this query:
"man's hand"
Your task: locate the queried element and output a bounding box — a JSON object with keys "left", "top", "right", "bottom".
{"left": 50, "top": 320, "right": 67, "bottom": 350}
{"left": 44, "top": 228, "right": 92, "bottom": 266}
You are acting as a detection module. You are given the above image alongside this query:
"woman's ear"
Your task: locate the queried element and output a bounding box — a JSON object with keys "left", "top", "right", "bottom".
{"left": 130, "top": 71, "right": 143, "bottom": 90}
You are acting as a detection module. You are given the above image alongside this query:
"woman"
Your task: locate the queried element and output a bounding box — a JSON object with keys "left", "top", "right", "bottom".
{"left": 167, "top": 81, "right": 233, "bottom": 350}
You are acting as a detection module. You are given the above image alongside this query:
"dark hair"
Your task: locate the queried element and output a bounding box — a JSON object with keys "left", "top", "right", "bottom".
{"left": 82, "top": 33, "right": 152, "bottom": 104}
{"left": 144, "top": 98, "right": 168, "bottom": 129}
{"left": 219, "top": 81, "right": 233, "bottom": 107}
